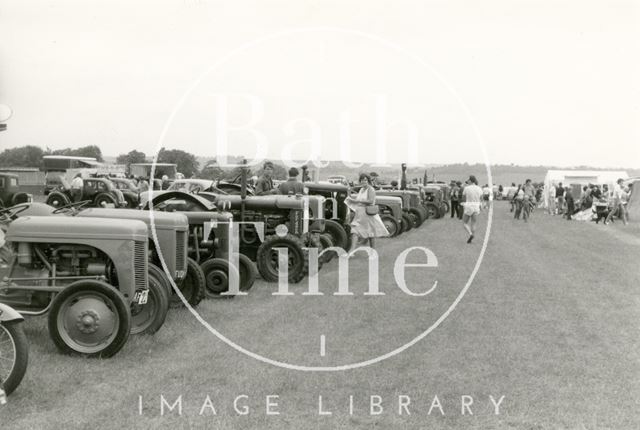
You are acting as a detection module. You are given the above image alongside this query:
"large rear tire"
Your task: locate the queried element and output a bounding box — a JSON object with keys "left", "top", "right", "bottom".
{"left": 48, "top": 280, "right": 131, "bottom": 358}
{"left": 256, "top": 234, "right": 308, "bottom": 284}
{"left": 401, "top": 213, "right": 414, "bottom": 232}
{"left": 172, "top": 257, "right": 206, "bottom": 308}
{"left": 408, "top": 208, "right": 425, "bottom": 228}
{"left": 0, "top": 321, "right": 29, "bottom": 395}
{"left": 322, "top": 219, "right": 349, "bottom": 250}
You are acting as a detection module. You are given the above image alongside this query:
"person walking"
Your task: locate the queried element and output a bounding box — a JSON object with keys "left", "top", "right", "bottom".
{"left": 522, "top": 179, "right": 535, "bottom": 222}
{"left": 278, "top": 167, "right": 305, "bottom": 195}
{"left": 513, "top": 185, "right": 524, "bottom": 219}
{"left": 461, "top": 175, "right": 483, "bottom": 244}
{"left": 70, "top": 173, "right": 84, "bottom": 203}
{"left": 450, "top": 181, "right": 460, "bottom": 218}
{"left": 605, "top": 178, "right": 628, "bottom": 225}
{"left": 345, "top": 173, "right": 389, "bottom": 252}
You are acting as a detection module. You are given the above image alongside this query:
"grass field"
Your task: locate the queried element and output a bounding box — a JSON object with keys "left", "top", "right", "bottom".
{"left": 1, "top": 202, "right": 639, "bottom": 429}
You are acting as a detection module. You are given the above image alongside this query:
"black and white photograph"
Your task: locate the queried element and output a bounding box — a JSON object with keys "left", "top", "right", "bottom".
{"left": 0, "top": 1, "right": 638, "bottom": 428}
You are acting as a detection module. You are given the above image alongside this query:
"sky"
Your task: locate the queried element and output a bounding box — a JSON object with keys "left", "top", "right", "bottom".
{"left": 0, "top": 0, "right": 638, "bottom": 168}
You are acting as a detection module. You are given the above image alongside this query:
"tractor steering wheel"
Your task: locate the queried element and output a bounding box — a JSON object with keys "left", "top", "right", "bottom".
{"left": 52, "top": 200, "right": 91, "bottom": 215}
{"left": 0, "top": 203, "right": 30, "bottom": 222}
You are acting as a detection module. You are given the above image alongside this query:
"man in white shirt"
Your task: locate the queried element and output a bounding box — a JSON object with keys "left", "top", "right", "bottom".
{"left": 605, "top": 179, "right": 627, "bottom": 225}
{"left": 70, "top": 173, "right": 83, "bottom": 203}
{"left": 462, "top": 175, "right": 483, "bottom": 244}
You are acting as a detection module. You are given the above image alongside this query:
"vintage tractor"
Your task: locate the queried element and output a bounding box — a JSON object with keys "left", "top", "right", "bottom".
{"left": 0, "top": 302, "right": 28, "bottom": 397}
{"left": 14, "top": 201, "right": 204, "bottom": 311}
{"left": 302, "top": 182, "right": 352, "bottom": 250}
{"left": 417, "top": 185, "right": 447, "bottom": 218}
{"left": 109, "top": 177, "right": 141, "bottom": 208}
{"left": 376, "top": 188, "right": 428, "bottom": 230}
{"left": 74, "top": 207, "right": 205, "bottom": 309}
{"left": 0, "top": 173, "right": 32, "bottom": 208}
{"left": 46, "top": 177, "right": 127, "bottom": 208}
{"left": 143, "top": 192, "right": 257, "bottom": 296}
{"left": 0, "top": 206, "right": 152, "bottom": 357}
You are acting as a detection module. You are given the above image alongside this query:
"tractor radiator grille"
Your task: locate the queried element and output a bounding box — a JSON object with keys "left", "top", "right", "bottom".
{"left": 133, "top": 241, "right": 148, "bottom": 290}
{"left": 175, "top": 231, "right": 186, "bottom": 272}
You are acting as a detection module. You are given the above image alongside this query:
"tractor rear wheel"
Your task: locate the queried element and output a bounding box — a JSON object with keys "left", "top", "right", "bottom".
{"left": 172, "top": 258, "right": 205, "bottom": 308}
{"left": 408, "top": 208, "right": 425, "bottom": 228}
{"left": 48, "top": 280, "right": 131, "bottom": 358}
{"left": 130, "top": 272, "right": 169, "bottom": 335}
{"left": 46, "top": 192, "right": 70, "bottom": 208}
{"left": 257, "top": 234, "right": 308, "bottom": 283}
{"left": 322, "top": 219, "right": 349, "bottom": 250}
{"left": 380, "top": 214, "right": 400, "bottom": 237}
{"left": 401, "top": 213, "right": 414, "bottom": 232}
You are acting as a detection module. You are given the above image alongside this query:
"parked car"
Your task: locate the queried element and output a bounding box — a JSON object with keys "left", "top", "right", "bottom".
{"left": 46, "top": 177, "right": 127, "bottom": 208}
{"left": 109, "top": 177, "right": 141, "bottom": 208}
{"left": 0, "top": 173, "right": 32, "bottom": 208}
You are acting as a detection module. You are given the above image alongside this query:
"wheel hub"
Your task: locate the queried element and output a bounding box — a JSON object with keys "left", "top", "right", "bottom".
{"left": 76, "top": 310, "right": 100, "bottom": 334}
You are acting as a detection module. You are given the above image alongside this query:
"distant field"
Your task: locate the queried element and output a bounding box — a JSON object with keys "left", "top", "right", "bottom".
{"left": 1, "top": 203, "right": 639, "bottom": 429}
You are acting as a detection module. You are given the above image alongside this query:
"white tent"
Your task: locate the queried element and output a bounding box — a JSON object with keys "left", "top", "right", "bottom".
{"left": 542, "top": 169, "right": 629, "bottom": 208}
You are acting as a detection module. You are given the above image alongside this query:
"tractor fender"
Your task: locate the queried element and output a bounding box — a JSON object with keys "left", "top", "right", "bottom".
{"left": 0, "top": 303, "right": 24, "bottom": 323}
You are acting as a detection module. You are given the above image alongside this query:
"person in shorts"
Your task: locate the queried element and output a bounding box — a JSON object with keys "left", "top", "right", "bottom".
{"left": 461, "top": 175, "right": 483, "bottom": 244}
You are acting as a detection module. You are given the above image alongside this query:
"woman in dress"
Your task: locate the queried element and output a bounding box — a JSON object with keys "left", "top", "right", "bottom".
{"left": 345, "top": 173, "right": 389, "bottom": 252}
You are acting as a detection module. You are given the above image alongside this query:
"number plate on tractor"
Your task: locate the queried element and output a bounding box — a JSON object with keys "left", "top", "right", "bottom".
{"left": 134, "top": 289, "right": 149, "bottom": 305}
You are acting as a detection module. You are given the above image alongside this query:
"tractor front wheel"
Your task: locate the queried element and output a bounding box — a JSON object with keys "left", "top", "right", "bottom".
{"left": 130, "top": 273, "right": 169, "bottom": 335}
{"left": 380, "top": 214, "right": 400, "bottom": 237}
{"left": 172, "top": 258, "right": 206, "bottom": 308}
{"left": 257, "top": 234, "right": 308, "bottom": 284}
{"left": 48, "top": 280, "right": 131, "bottom": 358}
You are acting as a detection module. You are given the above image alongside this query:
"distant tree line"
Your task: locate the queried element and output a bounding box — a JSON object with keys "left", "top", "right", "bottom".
{"left": 0, "top": 145, "right": 104, "bottom": 168}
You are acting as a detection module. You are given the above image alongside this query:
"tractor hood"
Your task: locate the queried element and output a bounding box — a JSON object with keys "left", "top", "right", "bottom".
{"left": 182, "top": 211, "right": 233, "bottom": 225}
{"left": 16, "top": 202, "right": 56, "bottom": 217}
{"left": 6, "top": 216, "right": 149, "bottom": 242}
{"left": 77, "top": 208, "right": 188, "bottom": 232}
{"left": 375, "top": 195, "right": 403, "bottom": 208}
{"left": 215, "top": 195, "right": 306, "bottom": 210}
{"left": 304, "top": 182, "right": 348, "bottom": 193}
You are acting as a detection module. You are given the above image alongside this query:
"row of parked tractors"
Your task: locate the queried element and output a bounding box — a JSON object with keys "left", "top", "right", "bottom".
{"left": 0, "top": 167, "right": 449, "bottom": 397}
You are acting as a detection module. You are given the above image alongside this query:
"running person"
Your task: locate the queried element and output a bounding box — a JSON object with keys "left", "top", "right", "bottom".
{"left": 461, "top": 175, "right": 483, "bottom": 243}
